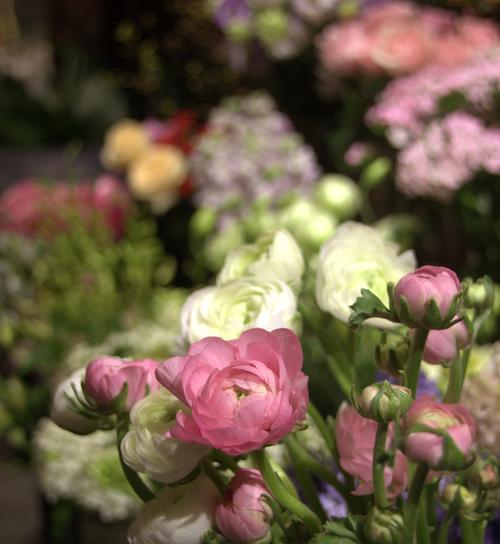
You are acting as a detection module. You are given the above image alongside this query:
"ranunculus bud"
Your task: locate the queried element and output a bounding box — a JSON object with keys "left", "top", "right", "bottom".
{"left": 375, "top": 334, "right": 410, "bottom": 376}
{"left": 421, "top": 318, "right": 471, "bottom": 365}
{"left": 84, "top": 357, "right": 160, "bottom": 414}
{"left": 127, "top": 474, "right": 219, "bottom": 544}
{"left": 50, "top": 368, "right": 101, "bottom": 435}
{"left": 101, "top": 119, "right": 149, "bottom": 171}
{"left": 314, "top": 174, "right": 361, "bottom": 220}
{"left": 393, "top": 265, "right": 462, "bottom": 329}
{"left": 355, "top": 382, "right": 412, "bottom": 422}
{"left": 120, "top": 390, "right": 209, "bottom": 483}
{"left": 466, "top": 457, "right": 499, "bottom": 490}
{"left": 363, "top": 507, "right": 404, "bottom": 544}
{"left": 215, "top": 469, "right": 273, "bottom": 544}
{"left": 402, "top": 396, "right": 476, "bottom": 471}
{"left": 440, "top": 484, "right": 480, "bottom": 514}
{"left": 463, "top": 276, "right": 495, "bottom": 313}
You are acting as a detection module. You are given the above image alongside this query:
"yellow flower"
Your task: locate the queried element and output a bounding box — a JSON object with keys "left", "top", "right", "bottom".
{"left": 101, "top": 119, "right": 150, "bottom": 171}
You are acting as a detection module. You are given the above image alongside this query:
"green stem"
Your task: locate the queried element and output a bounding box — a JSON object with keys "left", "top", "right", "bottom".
{"left": 210, "top": 449, "right": 239, "bottom": 472}
{"left": 443, "top": 356, "right": 463, "bottom": 403}
{"left": 416, "top": 488, "right": 431, "bottom": 544}
{"left": 284, "top": 435, "right": 350, "bottom": 498}
{"left": 252, "top": 449, "right": 322, "bottom": 536}
{"left": 325, "top": 355, "right": 352, "bottom": 398}
{"left": 116, "top": 415, "right": 155, "bottom": 503}
{"left": 268, "top": 458, "right": 300, "bottom": 499}
{"left": 402, "top": 463, "right": 429, "bottom": 543}
{"left": 436, "top": 511, "right": 454, "bottom": 544}
{"left": 406, "top": 328, "right": 429, "bottom": 398}
{"left": 307, "top": 402, "right": 336, "bottom": 457}
{"left": 202, "top": 458, "right": 226, "bottom": 496}
{"left": 460, "top": 516, "right": 486, "bottom": 544}
{"left": 372, "top": 422, "right": 389, "bottom": 508}
{"left": 288, "top": 445, "right": 327, "bottom": 522}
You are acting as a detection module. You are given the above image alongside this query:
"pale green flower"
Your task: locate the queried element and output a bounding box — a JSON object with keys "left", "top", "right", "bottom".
{"left": 316, "top": 221, "right": 416, "bottom": 328}
{"left": 181, "top": 278, "right": 299, "bottom": 343}
{"left": 121, "top": 390, "right": 209, "bottom": 483}
{"left": 314, "top": 174, "right": 361, "bottom": 220}
{"left": 217, "top": 229, "right": 304, "bottom": 291}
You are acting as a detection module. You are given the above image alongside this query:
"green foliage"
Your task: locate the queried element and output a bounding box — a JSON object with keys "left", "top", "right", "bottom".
{"left": 310, "top": 518, "right": 365, "bottom": 544}
{"left": 348, "top": 289, "right": 392, "bottom": 328}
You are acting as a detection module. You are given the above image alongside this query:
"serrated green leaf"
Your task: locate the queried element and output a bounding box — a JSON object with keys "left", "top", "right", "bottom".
{"left": 349, "top": 289, "right": 393, "bottom": 327}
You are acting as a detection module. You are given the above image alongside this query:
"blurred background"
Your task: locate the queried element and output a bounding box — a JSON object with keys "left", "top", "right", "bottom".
{"left": 2, "top": 0, "right": 500, "bottom": 542}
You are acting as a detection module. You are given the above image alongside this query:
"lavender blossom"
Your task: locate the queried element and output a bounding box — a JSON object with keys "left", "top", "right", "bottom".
{"left": 190, "top": 92, "right": 321, "bottom": 217}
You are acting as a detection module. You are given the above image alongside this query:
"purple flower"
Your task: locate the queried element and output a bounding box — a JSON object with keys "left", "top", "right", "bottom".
{"left": 213, "top": 0, "right": 251, "bottom": 30}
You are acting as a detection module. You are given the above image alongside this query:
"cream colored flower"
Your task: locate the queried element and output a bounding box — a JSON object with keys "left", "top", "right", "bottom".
{"left": 181, "top": 278, "right": 299, "bottom": 343}
{"left": 316, "top": 221, "right": 416, "bottom": 327}
{"left": 314, "top": 174, "right": 361, "bottom": 220}
{"left": 217, "top": 229, "right": 304, "bottom": 291}
{"left": 127, "top": 475, "right": 219, "bottom": 544}
{"left": 121, "top": 390, "right": 209, "bottom": 484}
{"left": 128, "top": 145, "right": 187, "bottom": 212}
{"left": 101, "top": 119, "right": 149, "bottom": 171}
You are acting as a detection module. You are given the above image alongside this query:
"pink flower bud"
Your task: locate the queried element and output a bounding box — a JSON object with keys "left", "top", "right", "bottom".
{"left": 84, "top": 357, "right": 160, "bottom": 413}
{"left": 402, "top": 396, "right": 476, "bottom": 470}
{"left": 394, "top": 265, "right": 461, "bottom": 328}
{"left": 421, "top": 318, "right": 471, "bottom": 365}
{"left": 215, "top": 469, "right": 272, "bottom": 544}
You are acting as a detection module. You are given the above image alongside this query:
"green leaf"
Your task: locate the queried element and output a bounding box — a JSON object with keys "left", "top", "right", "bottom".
{"left": 349, "top": 289, "right": 393, "bottom": 327}
{"left": 310, "top": 518, "right": 364, "bottom": 544}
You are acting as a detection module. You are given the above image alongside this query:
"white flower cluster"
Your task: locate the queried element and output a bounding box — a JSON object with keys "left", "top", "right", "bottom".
{"left": 181, "top": 229, "right": 304, "bottom": 343}
{"left": 33, "top": 419, "right": 139, "bottom": 522}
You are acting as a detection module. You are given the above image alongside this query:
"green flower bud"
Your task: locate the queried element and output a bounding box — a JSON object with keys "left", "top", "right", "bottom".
{"left": 204, "top": 223, "right": 245, "bottom": 271}
{"left": 440, "top": 484, "right": 481, "bottom": 514}
{"left": 190, "top": 208, "right": 217, "bottom": 240}
{"left": 355, "top": 381, "right": 412, "bottom": 422}
{"left": 364, "top": 507, "right": 404, "bottom": 544}
{"left": 466, "top": 457, "right": 499, "bottom": 490}
{"left": 255, "top": 9, "right": 288, "bottom": 46}
{"left": 314, "top": 175, "right": 361, "bottom": 220}
{"left": 463, "top": 276, "right": 495, "bottom": 313}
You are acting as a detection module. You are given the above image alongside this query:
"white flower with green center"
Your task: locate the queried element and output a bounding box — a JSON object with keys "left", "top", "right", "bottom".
{"left": 316, "top": 221, "right": 416, "bottom": 328}
{"left": 121, "top": 390, "right": 209, "bottom": 484}
{"left": 181, "top": 278, "right": 299, "bottom": 343}
{"left": 217, "top": 229, "right": 304, "bottom": 291}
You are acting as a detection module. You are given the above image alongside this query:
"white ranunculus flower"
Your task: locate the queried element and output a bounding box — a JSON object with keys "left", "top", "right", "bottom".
{"left": 121, "top": 390, "right": 209, "bottom": 483}
{"left": 316, "top": 221, "right": 416, "bottom": 328}
{"left": 181, "top": 278, "right": 299, "bottom": 343}
{"left": 127, "top": 474, "right": 219, "bottom": 544}
{"left": 50, "top": 368, "right": 100, "bottom": 435}
{"left": 217, "top": 229, "right": 304, "bottom": 291}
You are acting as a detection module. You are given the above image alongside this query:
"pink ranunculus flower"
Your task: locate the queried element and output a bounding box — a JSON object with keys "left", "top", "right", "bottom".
{"left": 84, "top": 357, "right": 160, "bottom": 414}
{"left": 156, "top": 328, "right": 309, "bottom": 455}
{"left": 421, "top": 317, "right": 471, "bottom": 365}
{"left": 394, "top": 265, "right": 461, "bottom": 327}
{"left": 215, "top": 468, "right": 272, "bottom": 544}
{"left": 402, "top": 396, "right": 476, "bottom": 470}
{"left": 335, "top": 404, "right": 408, "bottom": 498}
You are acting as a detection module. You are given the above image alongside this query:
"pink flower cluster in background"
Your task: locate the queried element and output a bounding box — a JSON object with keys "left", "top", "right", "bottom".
{"left": 156, "top": 328, "right": 309, "bottom": 455}
{"left": 335, "top": 404, "right": 408, "bottom": 497}
{"left": 366, "top": 55, "right": 500, "bottom": 199}
{"left": 0, "top": 175, "right": 132, "bottom": 239}
{"left": 318, "top": 2, "right": 500, "bottom": 78}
